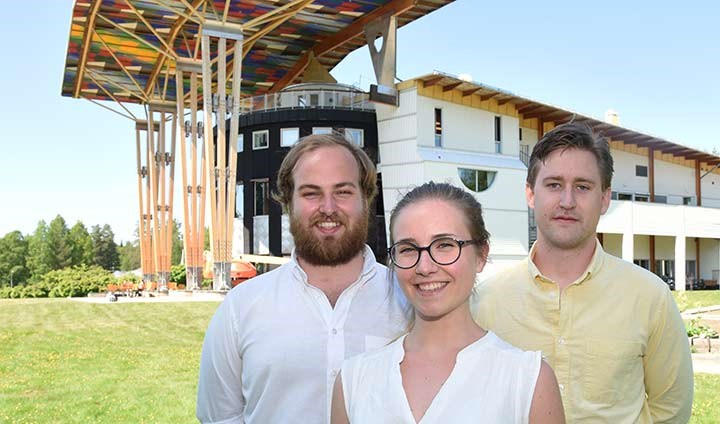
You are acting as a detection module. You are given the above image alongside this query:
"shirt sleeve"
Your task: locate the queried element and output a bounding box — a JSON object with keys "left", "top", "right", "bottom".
{"left": 643, "top": 289, "right": 693, "bottom": 423}
{"left": 196, "top": 298, "right": 245, "bottom": 424}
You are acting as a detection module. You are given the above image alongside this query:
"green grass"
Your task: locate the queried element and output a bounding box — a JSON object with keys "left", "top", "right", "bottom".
{"left": 672, "top": 291, "right": 720, "bottom": 312}
{"left": 0, "top": 298, "right": 718, "bottom": 422}
{"left": 692, "top": 374, "right": 720, "bottom": 423}
{"left": 0, "top": 298, "right": 220, "bottom": 423}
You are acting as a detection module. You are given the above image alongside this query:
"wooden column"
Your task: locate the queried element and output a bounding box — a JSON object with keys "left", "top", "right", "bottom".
{"left": 696, "top": 160, "right": 702, "bottom": 206}
{"left": 201, "top": 21, "right": 244, "bottom": 290}
{"left": 648, "top": 148, "right": 655, "bottom": 273}
{"left": 176, "top": 58, "right": 206, "bottom": 290}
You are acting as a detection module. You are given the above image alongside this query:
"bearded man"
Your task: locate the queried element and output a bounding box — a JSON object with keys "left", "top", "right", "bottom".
{"left": 197, "top": 133, "right": 408, "bottom": 424}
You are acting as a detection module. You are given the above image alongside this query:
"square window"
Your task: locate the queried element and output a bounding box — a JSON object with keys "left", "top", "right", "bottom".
{"left": 635, "top": 165, "right": 648, "bottom": 177}
{"left": 281, "top": 128, "right": 299, "bottom": 147}
{"left": 635, "top": 194, "right": 649, "bottom": 202}
{"left": 252, "top": 130, "right": 269, "bottom": 150}
{"left": 618, "top": 193, "right": 633, "bottom": 201}
{"left": 253, "top": 180, "right": 269, "bottom": 216}
{"left": 434, "top": 108, "right": 442, "bottom": 147}
{"left": 313, "top": 127, "right": 333, "bottom": 135}
{"left": 344, "top": 128, "right": 364, "bottom": 147}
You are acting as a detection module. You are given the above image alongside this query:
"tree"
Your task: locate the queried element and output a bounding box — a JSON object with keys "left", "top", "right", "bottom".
{"left": 46, "top": 215, "right": 72, "bottom": 270}
{"left": 67, "top": 222, "right": 94, "bottom": 267}
{"left": 26, "top": 220, "right": 52, "bottom": 281}
{"left": 172, "top": 219, "right": 183, "bottom": 266}
{"left": 118, "top": 240, "right": 141, "bottom": 271}
{"left": 0, "top": 231, "right": 29, "bottom": 286}
{"left": 92, "top": 224, "right": 119, "bottom": 271}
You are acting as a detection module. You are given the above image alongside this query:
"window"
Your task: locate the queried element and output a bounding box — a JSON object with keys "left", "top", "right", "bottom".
{"left": 633, "top": 259, "right": 650, "bottom": 270}
{"left": 618, "top": 193, "right": 633, "bottom": 201}
{"left": 686, "top": 260, "right": 697, "bottom": 278}
{"left": 344, "top": 128, "right": 364, "bottom": 147}
{"left": 611, "top": 191, "right": 618, "bottom": 200}
{"left": 434, "top": 108, "right": 442, "bottom": 147}
{"left": 237, "top": 133, "right": 244, "bottom": 152}
{"left": 281, "top": 128, "right": 299, "bottom": 147}
{"left": 683, "top": 196, "right": 694, "bottom": 206}
{"left": 519, "top": 127, "right": 523, "bottom": 141}
{"left": 635, "top": 194, "right": 649, "bottom": 202}
{"left": 653, "top": 195, "right": 667, "bottom": 204}
{"left": 635, "top": 165, "right": 648, "bottom": 177}
{"left": 310, "top": 93, "right": 319, "bottom": 106}
{"left": 494, "top": 116, "right": 502, "bottom": 154}
{"left": 313, "top": 127, "right": 333, "bottom": 135}
{"left": 252, "top": 130, "right": 269, "bottom": 150}
{"left": 235, "top": 183, "right": 244, "bottom": 218}
{"left": 458, "top": 168, "right": 496, "bottom": 193}
{"left": 253, "top": 180, "right": 269, "bottom": 215}
{"left": 298, "top": 95, "right": 307, "bottom": 107}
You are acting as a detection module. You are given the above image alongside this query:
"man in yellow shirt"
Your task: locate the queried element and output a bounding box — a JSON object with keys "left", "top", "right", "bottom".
{"left": 472, "top": 122, "right": 693, "bottom": 423}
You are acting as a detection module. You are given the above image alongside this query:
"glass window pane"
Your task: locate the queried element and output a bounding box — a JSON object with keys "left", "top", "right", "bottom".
{"left": 281, "top": 128, "right": 299, "bottom": 147}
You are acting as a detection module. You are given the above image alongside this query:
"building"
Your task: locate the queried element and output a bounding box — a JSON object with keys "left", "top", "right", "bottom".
{"left": 374, "top": 71, "right": 720, "bottom": 290}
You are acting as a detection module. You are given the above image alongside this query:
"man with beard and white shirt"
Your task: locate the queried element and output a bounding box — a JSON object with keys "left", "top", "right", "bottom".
{"left": 196, "top": 133, "right": 408, "bottom": 424}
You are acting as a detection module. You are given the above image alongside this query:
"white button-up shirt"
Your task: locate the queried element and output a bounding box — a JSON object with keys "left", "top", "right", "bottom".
{"left": 196, "top": 246, "right": 409, "bottom": 424}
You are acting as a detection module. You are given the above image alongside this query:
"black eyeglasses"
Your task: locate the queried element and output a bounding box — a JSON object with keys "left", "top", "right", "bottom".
{"left": 388, "top": 237, "right": 478, "bottom": 269}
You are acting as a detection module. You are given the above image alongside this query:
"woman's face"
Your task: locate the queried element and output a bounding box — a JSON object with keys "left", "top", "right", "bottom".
{"left": 391, "top": 198, "right": 486, "bottom": 322}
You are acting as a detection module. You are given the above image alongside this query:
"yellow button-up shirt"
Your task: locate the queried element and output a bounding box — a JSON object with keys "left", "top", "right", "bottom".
{"left": 471, "top": 241, "right": 693, "bottom": 423}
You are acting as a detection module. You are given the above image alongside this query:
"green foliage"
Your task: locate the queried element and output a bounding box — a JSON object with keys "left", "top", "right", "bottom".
{"left": 92, "top": 224, "right": 120, "bottom": 271}
{"left": 118, "top": 240, "right": 141, "bottom": 271}
{"left": 172, "top": 219, "right": 183, "bottom": 266}
{"left": 686, "top": 317, "right": 719, "bottom": 339}
{"left": 26, "top": 220, "right": 52, "bottom": 281}
{"left": 68, "top": 222, "right": 95, "bottom": 267}
{"left": 0, "top": 230, "right": 29, "bottom": 286}
{"left": 47, "top": 215, "right": 72, "bottom": 270}
{"left": 170, "top": 264, "right": 187, "bottom": 284}
{"left": 42, "top": 265, "right": 115, "bottom": 298}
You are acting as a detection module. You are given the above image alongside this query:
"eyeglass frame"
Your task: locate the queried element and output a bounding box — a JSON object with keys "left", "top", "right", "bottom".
{"left": 387, "top": 237, "right": 480, "bottom": 269}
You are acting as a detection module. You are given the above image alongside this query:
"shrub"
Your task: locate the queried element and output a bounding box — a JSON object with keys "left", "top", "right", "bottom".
{"left": 170, "top": 264, "right": 186, "bottom": 285}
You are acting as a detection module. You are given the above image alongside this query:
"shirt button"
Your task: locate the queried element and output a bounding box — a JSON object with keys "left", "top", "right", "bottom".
{"left": 559, "top": 384, "right": 564, "bottom": 391}
{"left": 331, "top": 328, "right": 338, "bottom": 335}
{"left": 558, "top": 337, "right": 565, "bottom": 345}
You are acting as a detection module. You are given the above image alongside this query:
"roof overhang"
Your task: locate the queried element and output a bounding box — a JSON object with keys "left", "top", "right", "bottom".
{"left": 412, "top": 71, "right": 720, "bottom": 167}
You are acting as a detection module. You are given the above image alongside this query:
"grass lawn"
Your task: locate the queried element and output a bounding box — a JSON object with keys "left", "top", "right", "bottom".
{"left": 0, "top": 297, "right": 718, "bottom": 422}
{"left": 0, "top": 298, "right": 220, "bottom": 423}
{"left": 672, "top": 290, "right": 720, "bottom": 312}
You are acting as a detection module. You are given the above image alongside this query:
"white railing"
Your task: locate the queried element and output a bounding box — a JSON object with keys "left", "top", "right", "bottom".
{"left": 238, "top": 89, "right": 374, "bottom": 114}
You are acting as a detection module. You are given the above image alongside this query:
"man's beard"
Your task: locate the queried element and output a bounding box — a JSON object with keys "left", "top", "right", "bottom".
{"left": 290, "top": 207, "right": 369, "bottom": 266}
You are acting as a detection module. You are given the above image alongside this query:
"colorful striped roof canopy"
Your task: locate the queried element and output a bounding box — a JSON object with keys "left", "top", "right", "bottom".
{"left": 61, "top": 0, "right": 454, "bottom": 106}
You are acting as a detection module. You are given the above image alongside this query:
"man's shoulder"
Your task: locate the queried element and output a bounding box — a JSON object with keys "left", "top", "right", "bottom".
{"left": 600, "top": 252, "right": 668, "bottom": 294}
{"left": 476, "top": 260, "right": 529, "bottom": 292}
{"left": 224, "top": 261, "right": 294, "bottom": 303}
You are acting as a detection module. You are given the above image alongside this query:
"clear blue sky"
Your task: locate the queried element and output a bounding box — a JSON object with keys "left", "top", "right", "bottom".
{"left": 1, "top": 0, "right": 718, "bottom": 243}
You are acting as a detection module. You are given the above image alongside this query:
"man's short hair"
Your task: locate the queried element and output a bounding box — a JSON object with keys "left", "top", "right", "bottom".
{"left": 273, "top": 132, "right": 378, "bottom": 212}
{"left": 527, "top": 122, "right": 614, "bottom": 190}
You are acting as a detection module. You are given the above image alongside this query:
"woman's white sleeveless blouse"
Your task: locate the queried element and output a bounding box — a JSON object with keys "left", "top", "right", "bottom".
{"left": 341, "top": 331, "right": 541, "bottom": 424}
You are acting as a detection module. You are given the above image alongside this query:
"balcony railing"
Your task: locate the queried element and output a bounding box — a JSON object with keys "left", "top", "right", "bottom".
{"left": 238, "top": 89, "right": 374, "bottom": 114}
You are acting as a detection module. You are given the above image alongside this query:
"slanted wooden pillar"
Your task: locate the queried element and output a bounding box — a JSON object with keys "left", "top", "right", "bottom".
{"left": 135, "top": 120, "right": 157, "bottom": 284}
{"left": 201, "top": 21, "right": 243, "bottom": 291}
{"left": 176, "top": 58, "right": 206, "bottom": 291}
{"left": 146, "top": 101, "right": 177, "bottom": 291}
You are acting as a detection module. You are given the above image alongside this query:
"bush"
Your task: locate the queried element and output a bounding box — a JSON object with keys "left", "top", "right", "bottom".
{"left": 686, "top": 317, "right": 719, "bottom": 339}
{"left": 170, "top": 264, "right": 186, "bottom": 285}
{"left": 43, "top": 265, "right": 115, "bottom": 298}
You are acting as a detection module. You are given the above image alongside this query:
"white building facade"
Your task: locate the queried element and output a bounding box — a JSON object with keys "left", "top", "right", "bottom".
{"left": 376, "top": 73, "right": 720, "bottom": 289}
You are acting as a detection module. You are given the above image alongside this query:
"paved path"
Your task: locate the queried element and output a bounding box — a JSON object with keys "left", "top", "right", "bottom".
{"left": 72, "top": 292, "right": 225, "bottom": 303}
{"left": 693, "top": 353, "right": 720, "bottom": 374}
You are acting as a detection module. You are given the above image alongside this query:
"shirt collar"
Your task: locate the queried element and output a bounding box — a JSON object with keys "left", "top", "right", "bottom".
{"left": 290, "top": 244, "right": 377, "bottom": 288}
{"left": 527, "top": 238, "right": 606, "bottom": 286}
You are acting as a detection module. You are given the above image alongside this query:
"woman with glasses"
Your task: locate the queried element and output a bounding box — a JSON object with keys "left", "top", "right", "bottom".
{"left": 331, "top": 182, "right": 564, "bottom": 423}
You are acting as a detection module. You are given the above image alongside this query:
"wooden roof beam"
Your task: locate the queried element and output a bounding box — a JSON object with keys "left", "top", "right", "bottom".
{"left": 517, "top": 103, "right": 543, "bottom": 113}
{"left": 442, "top": 81, "right": 463, "bottom": 92}
{"left": 271, "top": 0, "right": 419, "bottom": 92}
{"left": 496, "top": 97, "right": 514, "bottom": 106}
{"left": 479, "top": 92, "right": 498, "bottom": 101}
{"left": 73, "top": 0, "right": 103, "bottom": 98}
{"left": 523, "top": 108, "right": 554, "bottom": 120}
{"left": 462, "top": 87, "right": 480, "bottom": 97}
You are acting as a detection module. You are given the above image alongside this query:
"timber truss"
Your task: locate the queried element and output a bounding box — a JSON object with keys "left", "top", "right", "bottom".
{"left": 62, "top": 0, "right": 454, "bottom": 289}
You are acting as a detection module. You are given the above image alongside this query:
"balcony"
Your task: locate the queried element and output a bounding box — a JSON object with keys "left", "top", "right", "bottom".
{"left": 598, "top": 200, "right": 720, "bottom": 239}
{"left": 238, "top": 83, "right": 374, "bottom": 114}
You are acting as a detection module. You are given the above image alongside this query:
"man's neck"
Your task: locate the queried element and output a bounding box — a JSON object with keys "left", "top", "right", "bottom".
{"left": 297, "top": 251, "right": 366, "bottom": 307}
{"left": 532, "top": 238, "right": 597, "bottom": 290}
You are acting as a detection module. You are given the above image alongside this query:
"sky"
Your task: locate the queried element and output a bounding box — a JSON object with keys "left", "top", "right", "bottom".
{"left": 0, "top": 0, "right": 718, "bottom": 243}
